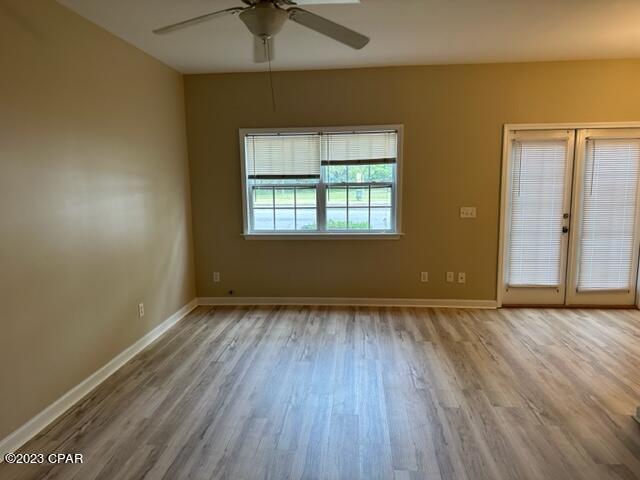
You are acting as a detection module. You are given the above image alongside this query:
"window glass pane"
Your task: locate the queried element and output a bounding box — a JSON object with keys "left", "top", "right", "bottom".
{"left": 370, "top": 164, "right": 393, "bottom": 182}
{"left": 296, "top": 209, "right": 317, "bottom": 230}
{"left": 254, "top": 209, "right": 274, "bottom": 230}
{"left": 347, "top": 165, "right": 370, "bottom": 183}
{"left": 348, "top": 208, "right": 369, "bottom": 229}
{"left": 371, "top": 208, "right": 392, "bottom": 230}
{"left": 327, "top": 208, "right": 347, "bottom": 230}
{"left": 327, "top": 187, "right": 347, "bottom": 207}
{"left": 296, "top": 187, "right": 316, "bottom": 207}
{"left": 348, "top": 187, "right": 369, "bottom": 207}
{"left": 253, "top": 187, "right": 273, "bottom": 207}
{"left": 275, "top": 209, "right": 295, "bottom": 230}
{"left": 275, "top": 188, "right": 295, "bottom": 207}
{"left": 371, "top": 186, "right": 392, "bottom": 206}
{"left": 326, "top": 165, "right": 347, "bottom": 183}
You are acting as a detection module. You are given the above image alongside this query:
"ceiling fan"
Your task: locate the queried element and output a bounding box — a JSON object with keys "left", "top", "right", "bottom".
{"left": 153, "top": 0, "right": 370, "bottom": 63}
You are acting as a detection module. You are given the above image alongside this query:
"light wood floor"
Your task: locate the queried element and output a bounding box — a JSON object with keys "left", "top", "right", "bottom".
{"left": 2, "top": 306, "right": 640, "bottom": 480}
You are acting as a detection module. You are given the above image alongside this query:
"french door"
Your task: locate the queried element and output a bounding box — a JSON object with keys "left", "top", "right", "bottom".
{"left": 501, "top": 126, "right": 640, "bottom": 306}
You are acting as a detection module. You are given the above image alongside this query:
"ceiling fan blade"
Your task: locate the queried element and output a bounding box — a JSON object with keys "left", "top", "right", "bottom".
{"left": 153, "top": 7, "right": 244, "bottom": 35}
{"left": 254, "top": 36, "right": 275, "bottom": 63}
{"left": 287, "top": 7, "right": 369, "bottom": 49}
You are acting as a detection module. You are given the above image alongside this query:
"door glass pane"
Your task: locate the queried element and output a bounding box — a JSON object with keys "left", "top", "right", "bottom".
{"left": 507, "top": 140, "right": 568, "bottom": 286}
{"left": 578, "top": 139, "right": 640, "bottom": 291}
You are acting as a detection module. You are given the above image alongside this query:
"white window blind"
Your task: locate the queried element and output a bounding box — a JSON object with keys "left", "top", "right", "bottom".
{"left": 323, "top": 131, "right": 397, "bottom": 165}
{"left": 577, "top": 138, "right": 640, "bottom": 291}
{"left": 507, "top": 139, "right": 568, "bottom": 286}
{"left": 246, "top": 134, "right": 321, "bottom": 179}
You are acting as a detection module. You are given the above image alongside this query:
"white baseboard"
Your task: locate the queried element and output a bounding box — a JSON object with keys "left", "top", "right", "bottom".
{"left": 0, "top": 298, "right": 198, "bottom": 461}
{"left": 197, "top": 297, "right": 497, "bottom": 309}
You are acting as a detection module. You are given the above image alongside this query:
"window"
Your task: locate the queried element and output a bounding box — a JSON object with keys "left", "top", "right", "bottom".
{"left": 240, "top": 126, "right": 402, "bottom": 237}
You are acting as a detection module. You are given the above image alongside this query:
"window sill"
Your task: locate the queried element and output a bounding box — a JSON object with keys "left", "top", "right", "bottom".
{"left": 243, "top": 233, "right": 404, "bottom": 241}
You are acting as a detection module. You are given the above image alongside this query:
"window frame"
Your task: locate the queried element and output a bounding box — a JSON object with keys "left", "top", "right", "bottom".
{"left": 239, "top": 125, "right": 404, "bottom": 240}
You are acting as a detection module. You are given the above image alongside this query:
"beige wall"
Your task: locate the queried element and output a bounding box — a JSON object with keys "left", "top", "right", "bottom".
{"left": 185, "top": 60, "right": 640, "bottom": 300}
{"left": 0, "top": 0, "right": 195, "bottom": 439}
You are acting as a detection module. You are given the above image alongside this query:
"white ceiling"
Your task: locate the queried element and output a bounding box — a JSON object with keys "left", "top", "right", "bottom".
{"left": 58, "top": 0, "right": 640, "bottom": 74}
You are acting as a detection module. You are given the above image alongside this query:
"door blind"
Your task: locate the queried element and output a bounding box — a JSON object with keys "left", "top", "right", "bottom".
{"left": 577, "top": 138, "right": 640, "bottom": 291}
{"left": 507, "top": 139, "right": 568, "bottom": 286}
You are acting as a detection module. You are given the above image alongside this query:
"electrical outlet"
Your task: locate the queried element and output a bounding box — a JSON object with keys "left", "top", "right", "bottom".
{"left": 446, "top": 272, "right": 455, "bottom": 283}
{"left": 213, "top": 272, "right": 220, "bottom": 283}
{"left": 138, "top": 303, "right": 145, "bottom": 317}
{"left": 460, "top": 207, "right": 477, "bottom": 219}
{"left": 420, "top": 272, "right": 429, "bottom": 282}
{"left": 458, "top": 272, "right": 466, "bottom": 284}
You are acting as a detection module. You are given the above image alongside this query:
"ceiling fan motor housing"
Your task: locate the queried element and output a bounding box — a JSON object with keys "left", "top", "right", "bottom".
{"left": 239, "top": 3, "right": 288, "bottom": 39}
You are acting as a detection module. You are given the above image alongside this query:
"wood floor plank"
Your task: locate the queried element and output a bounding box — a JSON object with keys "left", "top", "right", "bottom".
{"left": 2, "top": 306, "right": 640, "bottom": 480}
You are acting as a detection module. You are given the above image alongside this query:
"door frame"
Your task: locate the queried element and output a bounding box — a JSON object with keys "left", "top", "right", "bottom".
{"left": 497, "top": 121, "right": 640, "bottom": 308}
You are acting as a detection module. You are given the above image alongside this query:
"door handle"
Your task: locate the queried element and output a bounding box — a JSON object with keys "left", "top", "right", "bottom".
{"left": 562, "top": 226, "right": 569, "bottom": 234}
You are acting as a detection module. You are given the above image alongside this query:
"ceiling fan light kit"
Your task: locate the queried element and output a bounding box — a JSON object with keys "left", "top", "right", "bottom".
{"left": 153, "top": 0, "right": 370, "bottom": 63}
{"left": 239, "top": 3, "right": 289, "bottom": 40}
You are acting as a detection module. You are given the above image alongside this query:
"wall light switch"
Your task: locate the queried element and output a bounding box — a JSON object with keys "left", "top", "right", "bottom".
{"left": 458, "top": 272, "right": 466, "bottom": 284}
{"left": 421, "top": 272, "right": 429, "bottom": 282}
{"left": 213, "top": 272, "right": 221, "bottom": 283}
{"left": 460, "top": 207, "right": 477, "bottom": 219}
{"left": 446, "top": 272, "right": 455, "bottom": 283}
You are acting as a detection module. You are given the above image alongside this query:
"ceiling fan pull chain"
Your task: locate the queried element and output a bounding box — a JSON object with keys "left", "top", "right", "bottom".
{"left": 265, "top": 38, "right": 277, "bottom": 112}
